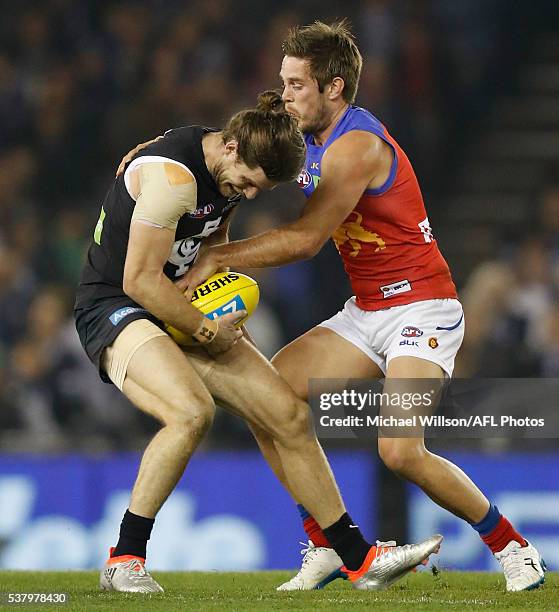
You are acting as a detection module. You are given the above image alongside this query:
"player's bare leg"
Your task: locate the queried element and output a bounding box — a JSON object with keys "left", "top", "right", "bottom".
{"left": 381, "top": 355, "right": 545, "bottom": 591}
{"left": 226, "top": 330, "right": 439, "bottom": 590}
{"left": 186, "top": 336, "right": 349, "bottom": 528}
{"left": 251, "top": 326, "right": 381, "bottom": 495}
{"left": 262, "top": 327, "right": 384, "bottom": 589}
{"left": 121, "top": 337, "right": 215, "bottom": 517}
{"left": 274, "top": 326, "right": 383, "bottom": 399}
{"left": 379, "top": 356, "right": 489, "bottom": 522}
{"left": 100, "top": 333, "right": 215, "bottom": 593}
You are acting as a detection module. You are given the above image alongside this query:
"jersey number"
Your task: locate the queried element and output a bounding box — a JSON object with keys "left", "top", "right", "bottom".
{"left": 418, "top": 217, "right": 434, "bottom": 243}
{"left": 168, "top": 217, "right": 223, "bottom": 276}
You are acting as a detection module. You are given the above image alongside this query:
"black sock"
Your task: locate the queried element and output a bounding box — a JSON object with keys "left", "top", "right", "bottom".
{"left": 322, "top": 512, "right": 371, "bottom": 571}
{"left": 112, "top": 509, "right": 155, "bottom": 559}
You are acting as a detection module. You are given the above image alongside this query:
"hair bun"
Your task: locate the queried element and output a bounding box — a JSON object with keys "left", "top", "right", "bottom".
{"left": 256, "top": 90, "right": 285, "bottom": 113}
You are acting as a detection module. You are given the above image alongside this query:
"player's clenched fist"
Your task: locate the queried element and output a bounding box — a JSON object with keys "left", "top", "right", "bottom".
{"left": 204, "top": 311, "right": 246, "bottom": 356}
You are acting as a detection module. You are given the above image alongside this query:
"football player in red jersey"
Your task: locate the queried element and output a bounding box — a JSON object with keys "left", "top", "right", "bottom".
{"left": 121, "top": 21, "right": 545, "bottom": 592}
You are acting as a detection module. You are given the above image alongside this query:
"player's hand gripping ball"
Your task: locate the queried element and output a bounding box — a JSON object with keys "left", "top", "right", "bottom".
{"left": 166, "top": 272, "right": 259, "bottom": 346}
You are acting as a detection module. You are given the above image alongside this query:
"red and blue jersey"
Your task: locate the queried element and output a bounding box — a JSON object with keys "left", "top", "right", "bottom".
{"left": 297, "top": 105, "right": 457, "bottom": 310}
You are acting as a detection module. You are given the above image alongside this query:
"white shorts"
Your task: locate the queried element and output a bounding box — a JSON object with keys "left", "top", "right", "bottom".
{"left": 320, "top": 297, "right": 464, "bottom": 377}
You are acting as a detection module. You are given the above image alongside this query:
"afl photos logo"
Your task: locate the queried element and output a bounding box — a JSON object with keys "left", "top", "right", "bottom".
{"left": 297, "top": 170, "right": 312, "bottom": 188}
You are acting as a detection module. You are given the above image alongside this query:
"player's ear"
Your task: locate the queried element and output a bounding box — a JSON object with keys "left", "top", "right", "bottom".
{"left": 328, "top": 77, "right": 345, "bottom": 101}
{"left": 224, "top": 140, "right": 239, "bottom": 159}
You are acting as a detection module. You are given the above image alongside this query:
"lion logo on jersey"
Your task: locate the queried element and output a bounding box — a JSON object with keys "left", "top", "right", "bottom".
{"left": 332, "top": 212, "right": 386, "bottom": 256}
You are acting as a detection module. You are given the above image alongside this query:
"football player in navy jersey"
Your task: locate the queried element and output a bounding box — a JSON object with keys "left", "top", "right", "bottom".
{"left": 77, "top": 93, "right": 440, "bottom": 593}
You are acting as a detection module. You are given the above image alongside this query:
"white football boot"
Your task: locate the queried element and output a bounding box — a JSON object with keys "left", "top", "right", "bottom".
{"left": 277, "top": 541, "right": 345, "bottom": 590}
{"left": 277, "top": 539, "right": 397, "bottom": 591}
{"left": 494, "top": 540, "right": 546, "bottom": 592}
{"left": 100, "top": 548, "right": 164, "bottom": 593}
{"left": 348, "top": 534, "right": 443, "bottom": 590}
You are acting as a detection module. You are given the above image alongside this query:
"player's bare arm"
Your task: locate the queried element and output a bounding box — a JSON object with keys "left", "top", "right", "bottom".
{"left": 124, "top": 163, "right": 243, "bottom": 351}
{"left": 124, "top": 221, "right": 206, "bottom": 332}
{"left": 178, "top": 130, "right": 390, "bottom": 293}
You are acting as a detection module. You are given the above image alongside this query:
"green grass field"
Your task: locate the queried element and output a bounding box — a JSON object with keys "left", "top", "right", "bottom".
{"left": 0, "top": 570, "right": 556, "bottom": 611}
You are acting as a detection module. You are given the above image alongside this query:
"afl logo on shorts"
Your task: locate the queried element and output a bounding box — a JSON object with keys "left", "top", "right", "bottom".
{"left": 189, "top": 203, "right": 215, "bottom": 218}
{"left": 401, "top": 326, "right": 423, "bottom": 338}
{"left": 297, "top": 170, "right": 312, "bottom": 188}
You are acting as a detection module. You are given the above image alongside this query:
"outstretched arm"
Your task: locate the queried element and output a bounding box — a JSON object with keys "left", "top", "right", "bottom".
{"left": 178, "top": 130, "right": 386, "bottom": 294}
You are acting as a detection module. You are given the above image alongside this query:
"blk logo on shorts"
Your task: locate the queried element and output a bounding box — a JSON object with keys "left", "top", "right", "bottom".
{"left": 401, "top": 326, "right": 423, "bottom": 338}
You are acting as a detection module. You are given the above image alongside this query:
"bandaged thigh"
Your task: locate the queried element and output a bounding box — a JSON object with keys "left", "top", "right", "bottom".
{"left": 103, "top": 319, "right": 167, "bottom": 390}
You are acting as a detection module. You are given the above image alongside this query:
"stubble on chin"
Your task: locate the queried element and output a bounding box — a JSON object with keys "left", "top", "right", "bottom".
{"left": 301, "top": 105, "right": 330, "bottom": 136}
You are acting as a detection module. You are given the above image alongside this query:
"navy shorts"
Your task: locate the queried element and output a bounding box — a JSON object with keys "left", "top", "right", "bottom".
{"left": 74, "top": 296, "right": 164, "bottom": 383}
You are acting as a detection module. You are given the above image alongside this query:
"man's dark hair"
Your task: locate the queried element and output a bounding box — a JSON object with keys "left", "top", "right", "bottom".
{"left": 222, "top": 91, "right": 305, "bottom": 183}
{"left": 282, "top": 20, "right": 363, "bottom": 103}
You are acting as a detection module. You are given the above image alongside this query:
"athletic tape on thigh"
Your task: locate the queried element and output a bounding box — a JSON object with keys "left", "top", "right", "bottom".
{"left": 103, "top": 319, "right": 167, "bottom": 390}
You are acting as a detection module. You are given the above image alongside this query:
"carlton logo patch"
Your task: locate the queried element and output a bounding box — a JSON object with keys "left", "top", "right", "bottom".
{"left": 401, "top": 326, "right": 423, "bottom": 338}
{"left": 428, "top": 337, "right": 439, "bottom": 349}
{"left": 297, "top": 170, "right": 312, "bottom": 188}
{"left": 189, "top": 203, "right": 215, "bottom": 218}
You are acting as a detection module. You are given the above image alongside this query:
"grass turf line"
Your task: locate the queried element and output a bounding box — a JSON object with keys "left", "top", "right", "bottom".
{"left": 0, "top": 571, "right": 556, "bottom": 611}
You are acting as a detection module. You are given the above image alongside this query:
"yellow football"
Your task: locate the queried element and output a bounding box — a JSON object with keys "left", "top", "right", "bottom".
{"left": 165, "top": 271, "right": 259, "bottom": 346}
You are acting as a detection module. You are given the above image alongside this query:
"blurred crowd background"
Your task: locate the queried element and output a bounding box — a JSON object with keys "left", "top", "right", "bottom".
{"left": 1, "top": 0, "right": 559, "bottom": 452}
